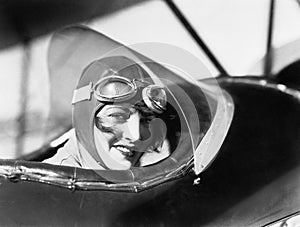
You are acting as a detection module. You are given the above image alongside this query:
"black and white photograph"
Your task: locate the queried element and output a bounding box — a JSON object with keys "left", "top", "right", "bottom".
{"left": 0, "top": 0, "right": 300, "bottom": 226}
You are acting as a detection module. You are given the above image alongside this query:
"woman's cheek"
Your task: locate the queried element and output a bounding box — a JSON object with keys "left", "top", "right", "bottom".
{"left": 102, "top": 129, "right": 121, "bottom": 148}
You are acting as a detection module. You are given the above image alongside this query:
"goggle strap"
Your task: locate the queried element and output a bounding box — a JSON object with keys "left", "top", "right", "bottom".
{"left": 72, "top": 82, "right": 93, "bottom": 104}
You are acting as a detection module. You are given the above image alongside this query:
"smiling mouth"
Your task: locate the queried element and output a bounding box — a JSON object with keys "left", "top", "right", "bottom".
{"left": 113, "top": 145, "right": 136, "bottom": 157}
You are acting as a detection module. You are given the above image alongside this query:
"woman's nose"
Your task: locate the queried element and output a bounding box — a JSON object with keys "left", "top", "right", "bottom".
{"left": 121, "top": 113, "right": 141, "bottom": 141}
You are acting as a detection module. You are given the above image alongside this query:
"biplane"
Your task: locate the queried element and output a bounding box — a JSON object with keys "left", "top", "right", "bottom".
{"left": 0, "top": 1, "right": 299, "bottom": 226}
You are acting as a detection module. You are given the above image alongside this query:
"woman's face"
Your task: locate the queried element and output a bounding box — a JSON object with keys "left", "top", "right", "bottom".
{"left": 94, "top": 103, "right": 165, "bottom": 169}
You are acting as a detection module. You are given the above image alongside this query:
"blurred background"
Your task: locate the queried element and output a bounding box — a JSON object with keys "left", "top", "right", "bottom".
{"left": 1, "top": 0, "right": 300, "bottom": 158}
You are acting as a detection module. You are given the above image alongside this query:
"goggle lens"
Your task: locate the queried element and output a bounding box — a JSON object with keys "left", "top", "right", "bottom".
{"left": 94, "top": 76, "right": 136, "bottom": 101}
{"left": 143, "top": 85, "right": 167, "bottom": 113}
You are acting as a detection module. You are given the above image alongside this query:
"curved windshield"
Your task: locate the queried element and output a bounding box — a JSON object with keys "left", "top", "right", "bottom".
{"left": 43, "top": 26, "right": 234, "bottom": 184}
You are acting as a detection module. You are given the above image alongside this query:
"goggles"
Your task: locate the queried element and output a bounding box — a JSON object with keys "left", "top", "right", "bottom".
{"left": 72, "top": 75, "right": 167, "bottom": 114}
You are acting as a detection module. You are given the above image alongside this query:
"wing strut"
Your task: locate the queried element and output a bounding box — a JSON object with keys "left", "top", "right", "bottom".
{"left": 264, "top": 0, "right": 276, "bottom": 77}
{"left": 164, "top": 0, "right": 228, "bottom": 76}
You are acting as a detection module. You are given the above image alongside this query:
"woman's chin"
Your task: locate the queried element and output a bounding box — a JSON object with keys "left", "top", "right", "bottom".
{"left": 109, "top": 147, "right": 133, "bottom": 169}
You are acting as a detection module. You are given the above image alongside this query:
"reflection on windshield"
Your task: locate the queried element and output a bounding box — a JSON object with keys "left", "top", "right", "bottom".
{"left": 41, "top": 26, "right": 234, "bottom": 177}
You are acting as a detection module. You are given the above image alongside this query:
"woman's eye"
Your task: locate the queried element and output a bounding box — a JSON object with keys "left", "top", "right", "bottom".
{"left": 108, "top": 113, "right": 129, "bottom": 121}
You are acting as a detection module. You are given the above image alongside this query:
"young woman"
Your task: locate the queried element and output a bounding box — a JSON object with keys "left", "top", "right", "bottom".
{"left": 45, "top": 56, "right": 174, "bottom": 170}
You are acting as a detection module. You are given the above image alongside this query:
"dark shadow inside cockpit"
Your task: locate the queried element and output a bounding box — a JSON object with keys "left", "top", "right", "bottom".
{"left": 276, "top": 59, "right": 300, "bottom": 90}
{"left": 112, "top": 77, "right": 300, "bottom": 226}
